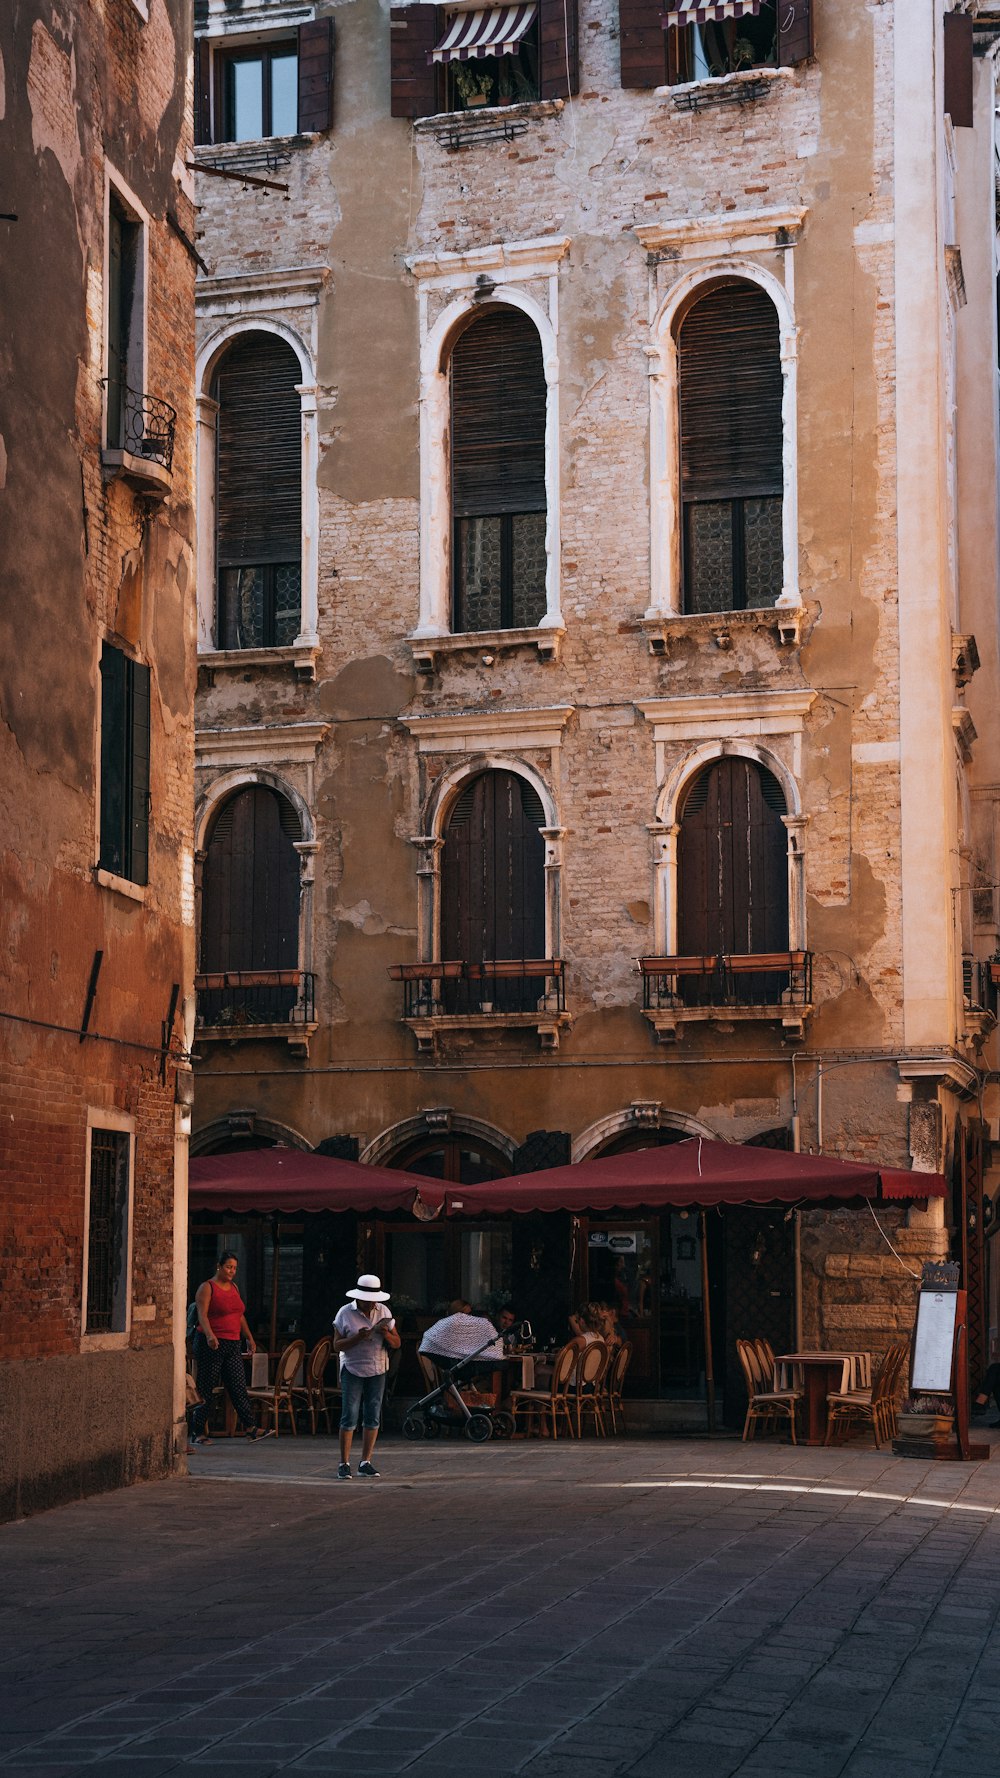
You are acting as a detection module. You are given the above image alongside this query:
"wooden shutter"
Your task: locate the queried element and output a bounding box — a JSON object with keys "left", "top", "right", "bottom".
{"left": 678, "top": 759, "right": 788, "bottom": 958}
{"left": 201, "top": 787, "right": 300, "bottom": 972}
{"left": 129, "top": 660, "right": 150, "bottom": 887}
{"left": 194, "top": 38, "right": 212, "bottom": 143}
{"left": 943, "top": 12, "right": 974, "bottom": 129}
{"left": 99, "top": 644, "right": 127, "bottom": 876}
{"left": 450, "top": 309, "right": 547, "bottom": 516}
{"left": 539, "top": 0, "right": 579, "bottom": 99}
{"left": 390, "top": 5, "right": 440, "bottom": 119}
{"left": 441, "top": 771, "right": 545, "bottom": 963}
{"left": 618, "top": 0, "right": 666, "bottom": 89}
{"left": 777, "top": 0, "right": 813, "bottom": 67}
{"left": 213, "top": 333, "right": 302, "bottom": 566}
{"left": 678, "top": 283, "right": 783, "bottom": 500}
{"left": 298, "top": 18, "right": 334, "bottom": 132}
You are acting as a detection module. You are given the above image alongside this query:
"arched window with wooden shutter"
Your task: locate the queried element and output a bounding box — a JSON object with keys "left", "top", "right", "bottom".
{"left": 676, "top": 281, "right": 783, "bottom": 615}
{"left": 677, "top": 757, "right": 788, "bottom": 1002}
{"left": 199, "top": 786, "right": 302, "bottom": 1022}
{"left": 448, "top": 308, "right": 547, "bottom": 633}
{"left": 212, "top": 332, "right": 302, "bottom": 649}
{"left": 441, "top": 770, "right": 546, "bottom": 1009}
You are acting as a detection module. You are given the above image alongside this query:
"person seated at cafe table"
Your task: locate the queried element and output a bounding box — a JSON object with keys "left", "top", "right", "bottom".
{"left": 496, "top": 1306, "right": 521, "bottom": 1349}
{"left": 568, "top": 1301, "right": 622, "bottom": 1349}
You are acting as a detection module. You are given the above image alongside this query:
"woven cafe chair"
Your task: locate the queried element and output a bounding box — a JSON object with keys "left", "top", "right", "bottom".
{"left": 247, "top": 1338, "right": 305, "bottom": 1437}
{"left": 291, "top": 1336, "right": 335, "bottom": 1434}
{"left": 606, "top": 1341, "right": 633, "bottom": 1435}
{"left": 824, "top": 1343, "right": 903, "bottom": 1448}
{"left": 754, "top": 1338, "right": 778, "bottom": 1390}
{"left": 417, "top": 1350, "right": 441, "bottom": 1392}
{"left": 510, "top": 1340, "right": 578, "bottom": 1439}
{"left": 574, "top": 1339, "right": 610, "bottom": 1438}
{"left": 736, "top": 1338, "right": 800, "bottom": 1443}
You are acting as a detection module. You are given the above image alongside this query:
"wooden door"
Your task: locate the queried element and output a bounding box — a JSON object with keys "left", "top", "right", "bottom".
{"left": 678, "top": 757, "right": 788, "bottom": 1001}
{"left": 441, "top": 771, "right": 545, "bottom": 1010}
{"left": 201, "top": 786, "right": 300, "bottom": 1018}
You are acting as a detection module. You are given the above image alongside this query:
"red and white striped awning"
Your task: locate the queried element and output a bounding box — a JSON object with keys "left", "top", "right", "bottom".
{"left": 431, "top": 4, "right": 537, "bottom": 63}
{"left": 662, "top": 0, "right": 762, "bottom": 26}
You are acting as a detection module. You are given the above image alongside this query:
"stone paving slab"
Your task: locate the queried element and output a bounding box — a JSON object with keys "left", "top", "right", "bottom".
{"left": 1, "top": 1435, "right": 1000, "bottom": 1775}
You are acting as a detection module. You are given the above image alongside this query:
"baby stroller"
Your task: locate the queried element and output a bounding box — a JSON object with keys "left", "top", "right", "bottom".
{"left": 403, "top": 1334, "right": 515, "bottom": 1442}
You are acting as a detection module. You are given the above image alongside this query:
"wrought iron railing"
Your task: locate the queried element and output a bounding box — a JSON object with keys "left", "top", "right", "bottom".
{"left": 195, "top": 969, "right": 315, "bottom": 1028}
{"left": 640, "top": 952, "right": 813, "bottom": 1011}
{"left": 102, "top": 379, "right": 177, "bottom": 471}
{"left": 389, "top": 959, "right": 565, "bottom": 1018}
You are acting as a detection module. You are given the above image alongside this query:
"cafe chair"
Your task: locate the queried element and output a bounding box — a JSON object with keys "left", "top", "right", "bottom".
{"left": 417, "top": 1351, "right": 442, "bottom": 1393}
{"left": 247, "top": 1338, "right": 305, "bottom": 1437}
{"left": 606, "top": 1341, "right": 632, "bottom": 1435}
{"left": 736, "top": 1338, "right": 801, "bottom": 1443}
{"left": 574, "top": 1340, "right": 609, "bottom": 1438}
{"left": 753, "top": 1337, "right": 777, "bottom": 1390}
{"left": 510, "top": 1340, "right": 578, "bottom": 1440}
{"left": 291, "top": 1336, "right": 336, "bottom": 1434}
{"left": 824, "top": 1342, "right": 906, "bottom": 1449}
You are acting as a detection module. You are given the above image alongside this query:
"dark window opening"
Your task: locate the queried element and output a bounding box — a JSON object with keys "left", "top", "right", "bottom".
{"left": 677, "top": 756, "right": 789, "bottom": 1002}
{"left": 199, "top": 785, "right": 302, "bottom": 1024}
{"left": 440, "top": 769, "right": 547, "bottom": 1012}
{"left": 672, "top": 1, "right": 776, "bottom": 82}
{"left": 85, "top": 1129, "right": 131, "bottom": 1334}
{"left": 450, "top": 307, "right": 547, "bottom": 633}
{"left": 219, "top": 43, "right": 298, "bottom": 142}
{"left": 212, "top": 332, "right": 302, "bottom": 650}
{"left": 445, "top": 29, "right": 539, "bottom": 109}
{"left": 106, "top": 193, "right": 142, "bottom": 450}
{"left": 99, "top": 643, "right": 151, "bottom": 885}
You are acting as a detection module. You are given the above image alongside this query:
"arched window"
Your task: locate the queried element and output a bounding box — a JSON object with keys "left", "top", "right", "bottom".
{"left": 212, "top": 332, "right": 302, "bottom": 649}
{"left": 449, "top": 308, "right": 547, "bottom": 633}
{"left": 677, "top": 757, "right": 788, "bottom": 1000}
{"left": 677, "top": 282, "right": 783, "bottom": 615}
{"left": 441, "top": 769, "right": 546, "bottom": 1009}
{"left": 199, "top": 785, "right": 302, "bottom": 1022}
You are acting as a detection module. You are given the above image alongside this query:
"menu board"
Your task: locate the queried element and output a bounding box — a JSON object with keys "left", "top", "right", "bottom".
{"left": 911, "top": 1290, "right": 959, "bottom": 1392}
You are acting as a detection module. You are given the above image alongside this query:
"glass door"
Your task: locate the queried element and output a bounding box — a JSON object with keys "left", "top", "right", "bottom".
{"left": 586, "top": 1221, "right": 659, "bottom": 1393}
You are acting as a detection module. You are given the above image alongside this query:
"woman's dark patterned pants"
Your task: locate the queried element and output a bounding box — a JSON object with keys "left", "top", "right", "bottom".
{"left": 190, "top": 1334, "right": 256, "bottom": 1437}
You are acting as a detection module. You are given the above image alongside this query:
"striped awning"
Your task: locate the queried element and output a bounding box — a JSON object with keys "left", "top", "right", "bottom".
{"left": 431, "top": 4, "right": 537, "bottom": 62}
{"left": 662, "top": 0, "right": 762, "bottom": 26}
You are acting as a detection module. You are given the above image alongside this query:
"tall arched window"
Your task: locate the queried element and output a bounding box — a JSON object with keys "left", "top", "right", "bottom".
{"left": 449, "top": 308, "right": 547, "bottom": 633}
{"left": 677, "top": 282, "right": 783, "bottom": 615}
{"left": 677, "top": 757, "right": 788, "bottom": 1000}
{"left": 441, "top": 769, "right": 546, "bottom": 1009}
{"left": 212, "top": 332, "right": 302, "bottom": 649}
{"left": 199, "top": 785, "right": 302, "bottom": 1022}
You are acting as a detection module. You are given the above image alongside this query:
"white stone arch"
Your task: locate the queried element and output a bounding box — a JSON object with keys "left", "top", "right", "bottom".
{"left": 194, "top": 769, "right": 319, "bottom": 994}
{"left": 190, "top": 1114, "right": 313, "bottom": 1157}
{"left": 650, "top": 741, "right": 806, "bottom": 955}
{"left": 412, "top": 755, "right": 562, "bottom": 964}
{"left": 573, "top": 1108, "right": 717, "bottom": 1163}
{"left": 195, "top": 317, "right": 318, "bottom": 654}
{"left": 413, "top": 287, "right": 563, "bottom": 640}
{"left": 361, "top": 1112, "right": 518, "bottom": 1170}
{"left": 646, "top": 258, "right": 799, "bottom": 620}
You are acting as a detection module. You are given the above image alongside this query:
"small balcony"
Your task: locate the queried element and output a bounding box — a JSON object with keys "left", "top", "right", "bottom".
{"left": 194, "top": 969, "right": 317, "bottom": 1056}
{"left": 964, "top": 957, "right": 997, "bottom": 1047}
{"left": 388, "top": 959, "right": 570, "bottom": 1053}
{"left": 639, "top": 952, "right": 813, "bottom": 1044}
{"left": 101, "top": 381, "right": 177, "bottom": 499}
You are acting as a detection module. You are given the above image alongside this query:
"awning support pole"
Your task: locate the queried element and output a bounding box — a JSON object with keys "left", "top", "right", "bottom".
{"left": 269, "top": 1215, "right": 281, "bottom": 1354}
{"left": 700, "top": 1210, "right": 716, "bottom": 1433}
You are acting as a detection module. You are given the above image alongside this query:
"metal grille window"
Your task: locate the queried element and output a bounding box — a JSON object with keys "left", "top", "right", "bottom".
{"left": 99, "top": 643, "right": 151, "bottom": 885}
{"left": 212, "top": 332, "right": 302, "bottom": 649}
{"left": 85, "top": 1130, "right": 131, "bottom": 1334}
{"left": 677, "top": 281, "right": 784, "bottom": 615}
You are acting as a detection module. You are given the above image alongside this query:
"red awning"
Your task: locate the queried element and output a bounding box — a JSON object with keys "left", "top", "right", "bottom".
{"left": 440, "top": 1138, "right": 946, "bottom": 1216}
{"left": 188, "top": 1149, "right": 431, "bottom": 1216}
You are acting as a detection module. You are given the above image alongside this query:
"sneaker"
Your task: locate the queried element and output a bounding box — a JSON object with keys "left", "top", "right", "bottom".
{"left": 358, "top": 1460, "right": 380, "bottom": 1477}
{"left": 338, "top": 1461, "right": 352, "bottom": 1480}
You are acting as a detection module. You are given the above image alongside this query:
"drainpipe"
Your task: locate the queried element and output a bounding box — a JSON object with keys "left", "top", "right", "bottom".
{"left": 791, "top": 1050, "right": 803, "bottom": 1349}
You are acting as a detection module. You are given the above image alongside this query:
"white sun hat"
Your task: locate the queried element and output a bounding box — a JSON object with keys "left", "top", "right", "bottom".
{"left": 347, "top": 1272, "right": 391, "bottom": 1303}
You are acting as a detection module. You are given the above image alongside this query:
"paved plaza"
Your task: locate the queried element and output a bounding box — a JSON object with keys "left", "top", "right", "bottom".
{"left": 2, "top": 1434, "right": 1000, "bottom": 1778}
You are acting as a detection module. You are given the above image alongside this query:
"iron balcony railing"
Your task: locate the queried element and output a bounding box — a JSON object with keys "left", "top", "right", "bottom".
{"left": 102, "top": 379, "right": 177, "bottom": 471}
{"left": 195, "top": 969, "right": 315, "bottom": 1029}
{"left": 389, "top": 959, "right": 565, "bottom": 1018}
{"left": 640, "top": 952, "right": 813, "bottom": 1011}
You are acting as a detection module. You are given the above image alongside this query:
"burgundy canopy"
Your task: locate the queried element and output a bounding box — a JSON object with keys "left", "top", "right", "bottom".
{"left": 440, "top": 1138, "right": 946, "bottom": 1216}
{"left": 188, "top": 1148, "right": 431, "bottom": 1215}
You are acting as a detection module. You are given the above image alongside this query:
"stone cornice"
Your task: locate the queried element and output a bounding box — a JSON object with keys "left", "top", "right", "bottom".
{"left": 634, "top": 206, "right": 808, "bottom": 260}
{"left": 401, "top": 706, "right": 574, "bottom": 753}
{"left": 405, "top": 235, "right": 571, "bottom": 288}
{"left": 636, "top": 690, "right": 816, "bottom": 740}
{"left": 196, "top": 721, "right": 330, "bottom": 768}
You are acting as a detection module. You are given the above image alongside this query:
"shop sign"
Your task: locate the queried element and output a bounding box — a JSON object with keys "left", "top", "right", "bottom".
{"left": 588, "top": 1231, "right": 638, "bottom": 1252}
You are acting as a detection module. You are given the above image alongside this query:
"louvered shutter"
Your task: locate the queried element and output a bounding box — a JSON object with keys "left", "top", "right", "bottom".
{"left": 298, "top": 19, "right": 334, "bottom": 132}
{"left": 99, "top": 645, "right": 127, "bottom": 877}
{"left": 678, "top": 759, "right": 788, "bottom": 959}
{"left": 213, "top": 333, "right": 302, "bottom": 567}
{"left": 129, "top": 660, "right": 151, "bottom": 888}
{"left": 389, "top": 5, "right": 441, "bottom": 119}
{"left": 202, "top": 787, "right": 300, "bottom": 972}
{"left": 194, "top": 38, "right": 212, "bottom": 144}
{"left": 618, "top": 0, "right": 667, "bottom": 88}
{"left": 943, "top": 12, "right": 973, "bottom": 128}
{"left": 451, "top": 309, "right": 547, "bottom": 517}
{"left": 777, "top": 0, "right": 813, "bottom": 67}
{"left": 678, "top": 284, "right": 783, "bottom": 501}
{"left": 441, "top": 771, "right": 545, "bottom": 964}
{"left": 539, "top": 0, "right": 579, "bottom": 99}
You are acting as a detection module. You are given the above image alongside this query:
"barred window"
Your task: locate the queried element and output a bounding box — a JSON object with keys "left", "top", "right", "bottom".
{"left": 85, "top": 1130, "right": 131, "bottom": 1335}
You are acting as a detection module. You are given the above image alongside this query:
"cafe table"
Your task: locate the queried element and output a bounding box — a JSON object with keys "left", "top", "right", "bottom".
{"left": 774, "top": 1350, "right": 870, "bottom": 1446}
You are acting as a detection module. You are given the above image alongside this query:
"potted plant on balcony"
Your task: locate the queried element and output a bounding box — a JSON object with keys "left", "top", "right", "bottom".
{"left": 454, "top": 63, "right": 494, "bottom": 108}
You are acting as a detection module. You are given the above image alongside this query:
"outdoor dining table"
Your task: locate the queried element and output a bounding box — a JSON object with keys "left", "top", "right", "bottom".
{"left": 774, "top": 1350, "right": 870, "bottom": 1446}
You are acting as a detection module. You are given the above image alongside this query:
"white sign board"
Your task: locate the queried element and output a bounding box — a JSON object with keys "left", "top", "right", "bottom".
{"left": 911, "top": 1291, "right": 958, "bottom": 1392}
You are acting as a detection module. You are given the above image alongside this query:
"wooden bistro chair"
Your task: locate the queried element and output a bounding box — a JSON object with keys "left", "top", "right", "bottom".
{"left": 736, "top": 1338, "right": 801, "bottom": 1443}
{"left": 824, "top": 1342, "right": 906, "bottom": 1449}
{"left": 292, "top": 1336, "right": 335, "bottom": 1434}
{"left": 510, "top": 1340, "right": 578, "bottom": 1440}
{"left": 247, "top": 1338, "right": 305, "bottom": 1437}
{"left": 574, "top": 1340, "right": 610, "bottom": 1438}
{"left": 606, "top": 1341, "right": 633, "bottom": 1435}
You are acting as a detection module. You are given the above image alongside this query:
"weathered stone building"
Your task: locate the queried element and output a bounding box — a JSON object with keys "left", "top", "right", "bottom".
{"left": 190, "top": 0, "right": 1000, "bottom": 1416}
{"left": 0, "top": 0, "right": 196, "bottom": 1514}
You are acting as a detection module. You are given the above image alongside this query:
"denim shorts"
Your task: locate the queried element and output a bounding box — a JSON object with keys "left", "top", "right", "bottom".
{"left": 340, "top": 1367, "right": 386, "bottom": 1431}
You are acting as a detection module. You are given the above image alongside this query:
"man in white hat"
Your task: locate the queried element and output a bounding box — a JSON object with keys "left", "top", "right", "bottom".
{"left": 333, "top": 1274, "right": 400, "bottom": 1479}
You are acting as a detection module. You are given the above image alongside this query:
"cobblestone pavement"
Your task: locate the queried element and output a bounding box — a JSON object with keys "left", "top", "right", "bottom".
{"left": 2, "top": 1434, "right": 1000, "bottom": 1777}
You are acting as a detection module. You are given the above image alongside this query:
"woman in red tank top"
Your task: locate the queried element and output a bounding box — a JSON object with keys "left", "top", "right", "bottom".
{"left": 190, "top": 1251, "right": 273, "bottom": 1445}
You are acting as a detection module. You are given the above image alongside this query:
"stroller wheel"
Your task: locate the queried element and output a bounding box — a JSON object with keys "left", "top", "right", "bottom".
{"left": 465, "top": 1412, "right": 493, "bottom": 1444}
{"left": 403, "top": 1414, "right": 425, "bottom": 1440}
{"left": 492, "top": 1411, "right": 515, "bottom": 1439}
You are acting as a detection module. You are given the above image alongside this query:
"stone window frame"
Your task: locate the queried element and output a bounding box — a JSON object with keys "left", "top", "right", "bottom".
{"left": 80, "top": 1108, "right": 136, "bottom": 1353}
{"left": 196, "top": 275, "right": 326, "bottom": 674}
{"left": 405, "top": 236, "right": 571, "bottom": 664}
